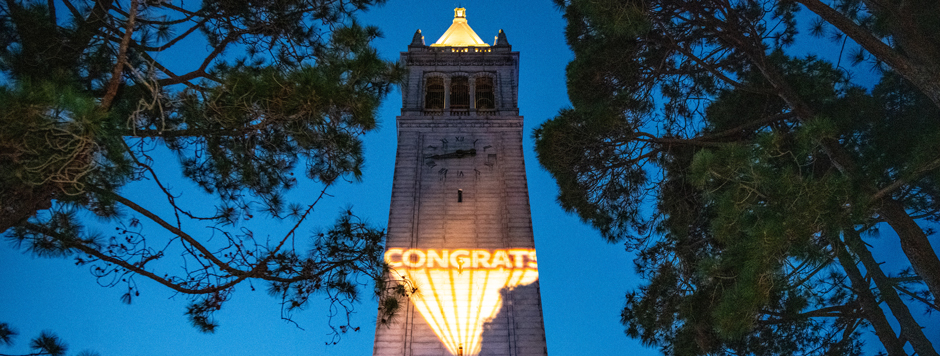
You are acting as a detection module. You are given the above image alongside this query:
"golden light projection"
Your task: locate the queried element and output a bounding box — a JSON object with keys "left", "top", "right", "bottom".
{"left": 431, "top": 8, "right": 490, "bottom": 47}
{"left": 385, "top": 248, "right": 539, "bottom": 356}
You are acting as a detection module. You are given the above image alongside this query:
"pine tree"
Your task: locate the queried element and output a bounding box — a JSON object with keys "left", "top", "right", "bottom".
{"left": 538, "top": 0, "right": 939, "bottom": 354}
{"left": 0, "top": 323, "right": 100, "bottom": 356}
{"left": 0, "top": 0, "right": 405, "bottom": 335}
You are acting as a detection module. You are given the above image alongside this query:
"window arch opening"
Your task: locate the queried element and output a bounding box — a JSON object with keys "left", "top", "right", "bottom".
{"left": 425, "top": 77, "right": 444, "bottom": 110}
{"left": 475, "top": 77, "right": 495, "bottom": 110}
{"left": 450, "top": 76, "right": 470, "bottom": 110}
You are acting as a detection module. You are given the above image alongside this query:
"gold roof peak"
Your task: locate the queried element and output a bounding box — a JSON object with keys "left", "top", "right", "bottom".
{"left": 431, "top": 7, "right": 489, "bottom": 47}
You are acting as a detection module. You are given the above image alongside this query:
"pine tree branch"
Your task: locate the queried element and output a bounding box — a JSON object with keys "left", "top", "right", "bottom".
{"left": 660, "top": 32, "right": 765, "bottom": 94}
{"left": 120, "top": 139, "right": 225, "bottom": 225}
{"left": 110, "top": 4, "right": 200, "bottom": 26}
{"left": 134, "top": 51, "right": 210, "bottom": 90}
{"left": 59, "top": 0, "right": 81, "bottom": 19}
{"left": 155, "top": 1, "right": 199, "bottom": 17}
{"left": 796, "top": 0, "right": 911, "bottom": 71}
{"left": 69, "top": 0, "right": 115, "bottom": 64}
{"left": 121, "top": 128, "right": 251, "bottom": 138}
{"left": 147, "top": 29, "right": 241, "bottom": 87}
{"left": 19, "top": 221, "right": 244, "bottom": 295}
{"left": 795, "top": 0, "right": 940, "bottom": 109}
{"left": 100, "top": 0, "right": 139, "bottom": 110}
{"left": 19, "top": 200, "right": 352, "bottom": 295}
{"left": 790, "top": 257, "right": 832, "bottom": 289}
{"left": 762, "top": 304, "right": 858, "bottom": 321}
{"left": 86, "top": 181, "right": 342, "bottom": 285}
{"left": 87, "top": 185, "right": 246, "bottom": 277}
{"left": 872, "top": 155, "right": 940, "bottom": 201}
{"left": 889, "top": 276, "right": 922, "bottom": 283}
{"left": 894, "top": 284, "right": 940, "bottom": 312}
{"left": 110, "top": 16, "right": 210, "bottom": 52}
{"left": 631, "top": 113, "right": 796, "bottom": 149}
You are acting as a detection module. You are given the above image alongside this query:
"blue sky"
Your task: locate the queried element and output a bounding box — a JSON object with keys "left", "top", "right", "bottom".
{"left": 0, "top": 2, "right": 656, "bottom": 355}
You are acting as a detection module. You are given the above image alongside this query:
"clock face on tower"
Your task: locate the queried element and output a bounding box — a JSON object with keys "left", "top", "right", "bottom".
{"left": 423, "top": 135, "right": 495, "bottom": 180}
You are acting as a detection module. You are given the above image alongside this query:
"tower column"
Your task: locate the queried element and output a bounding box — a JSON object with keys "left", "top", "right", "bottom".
{"left": 443, "top": 76, "right": 451, "bottom": 110}
{"left": 469, "top": 76, "right": 476, "bottom": 111}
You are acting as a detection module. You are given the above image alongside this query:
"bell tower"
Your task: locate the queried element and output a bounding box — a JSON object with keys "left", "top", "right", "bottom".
{"left": 372, "top": 8, "right": 548, "bottom": 356}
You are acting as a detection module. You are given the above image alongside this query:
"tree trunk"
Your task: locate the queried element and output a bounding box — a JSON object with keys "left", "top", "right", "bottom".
{"left": 845, "top": 229, "right": 938, "bottom": 356}
{"left": 877, "top": 198, "right": 940, "bottom": 307}
{"left": 833, "top": 239, "right": 907, "bottom": 356}
{"left": 725, "top": 16, "right": 940, "bottom": 306}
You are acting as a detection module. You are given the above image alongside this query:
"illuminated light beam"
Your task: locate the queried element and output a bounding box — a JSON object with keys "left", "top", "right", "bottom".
{"left": 387, "top": 249, "right": 539, "bottom": 356}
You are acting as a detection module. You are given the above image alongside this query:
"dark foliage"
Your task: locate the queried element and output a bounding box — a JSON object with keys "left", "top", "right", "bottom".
{"left": 539, "top": 0, "right": 940, "bottom": 355}
{"left": 0, "top": 0, "right": 405, "bottom": 337}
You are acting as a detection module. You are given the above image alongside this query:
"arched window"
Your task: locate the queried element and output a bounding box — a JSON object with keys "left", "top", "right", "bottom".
{"left": 450, "top": 76, "right": 470, "bottom": 109}
{"left": 475, "top": 77, "right": 495, "bottom": 110}
{"left": 425, "top": 77, "right": 444, "bottom": 110}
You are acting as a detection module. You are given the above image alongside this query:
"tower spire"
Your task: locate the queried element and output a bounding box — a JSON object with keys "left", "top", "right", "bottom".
{"left": 432, "top": 7, "right": 489, "bottom": 47}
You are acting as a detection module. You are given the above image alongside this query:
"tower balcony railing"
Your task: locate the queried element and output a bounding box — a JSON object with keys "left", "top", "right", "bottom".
{"left": 417, "top": 108, "right": 507, "bottom": 117}
{"left": 422, "top": 108, "right": 443, "bottom": 116}
{"left": 409, "top": 45, "right": 508, "bottom": 53}
{"left": 427, "top": 46, "right": 493, "bottom": 53}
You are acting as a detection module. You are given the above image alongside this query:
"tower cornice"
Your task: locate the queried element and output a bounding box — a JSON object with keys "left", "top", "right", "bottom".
{"left": 396, "top": 117, "right": 523, "bottom": 129}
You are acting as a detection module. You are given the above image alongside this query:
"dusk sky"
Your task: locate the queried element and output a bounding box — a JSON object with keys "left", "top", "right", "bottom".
{"left": 0, "top": 1, "right": 658, "bottom": 355}
{"left": 2, "top": 1, "right": 935, "bottom": 355}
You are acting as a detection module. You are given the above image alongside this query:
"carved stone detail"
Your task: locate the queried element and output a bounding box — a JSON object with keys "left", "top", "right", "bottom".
{"left": 398, "top": 122, "right": 522, "bottom": 129}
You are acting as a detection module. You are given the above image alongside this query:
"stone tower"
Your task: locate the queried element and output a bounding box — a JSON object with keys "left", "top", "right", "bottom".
{"left": 372, "top": 8, "right": 548, "bottom": 356}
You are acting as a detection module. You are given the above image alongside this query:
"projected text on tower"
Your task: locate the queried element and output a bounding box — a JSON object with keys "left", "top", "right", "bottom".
{"left": 385, "top": 248, "right": 539, "bottom": 355}
{"left": 385, "top": 248, "right": 538, "bottom": 269}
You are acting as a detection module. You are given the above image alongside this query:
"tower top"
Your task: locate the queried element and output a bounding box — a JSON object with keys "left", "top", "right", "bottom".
{"left": 431, "top": 7, "right": 489, "bottom": 47}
